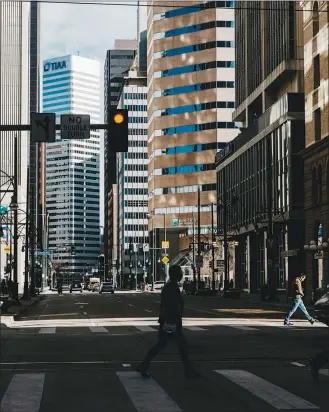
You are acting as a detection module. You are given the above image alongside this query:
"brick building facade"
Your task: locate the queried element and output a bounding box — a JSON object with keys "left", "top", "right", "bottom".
{"left": 301, "top": 1, "right": 329, "bottom": 294}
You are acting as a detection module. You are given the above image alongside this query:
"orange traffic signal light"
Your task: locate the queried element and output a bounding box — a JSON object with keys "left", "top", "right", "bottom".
{"left": 113, "top": 113, "right": 124, "bottom": 124}
{"left": 108, "top": 109, "right": 128, "bottom": 152}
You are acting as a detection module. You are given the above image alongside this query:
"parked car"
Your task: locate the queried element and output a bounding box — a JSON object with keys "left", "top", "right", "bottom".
{"left": 99, "top": 282, "right": 114, "bottom": 294}
{"left": 69, "top": 281, "right": 83, "bottom": 293}
{"left": 314, "top": 292, "right": 329, "bottom": 326}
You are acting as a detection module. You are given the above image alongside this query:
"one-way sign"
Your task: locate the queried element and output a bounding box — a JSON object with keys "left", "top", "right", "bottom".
{"left": 31, "top": 112, "right": 56, "bottom": 142}
{"left": 61, "top": 115, "right": 90, "bottom": 139}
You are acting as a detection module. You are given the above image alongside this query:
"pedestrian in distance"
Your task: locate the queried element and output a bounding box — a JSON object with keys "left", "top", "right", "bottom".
{"left": 284, "top": 273, "right": 316, "bottom": 326}
{"left": 137, "top": 265, "right": 200, "bottom": 379}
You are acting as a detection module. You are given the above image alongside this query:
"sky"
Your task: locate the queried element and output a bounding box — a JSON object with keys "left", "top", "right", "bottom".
{"left": 40, "top": 0, "right": 147, "bottom": 225}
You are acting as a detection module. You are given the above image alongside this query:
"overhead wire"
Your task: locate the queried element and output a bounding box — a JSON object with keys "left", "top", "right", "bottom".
{"left": 2, "top": 0, "right": 328, "bottom": 13}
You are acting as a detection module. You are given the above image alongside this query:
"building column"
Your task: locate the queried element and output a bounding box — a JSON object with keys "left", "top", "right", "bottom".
{"left": 249, "top": 233, "right": 258, "bottom": 293}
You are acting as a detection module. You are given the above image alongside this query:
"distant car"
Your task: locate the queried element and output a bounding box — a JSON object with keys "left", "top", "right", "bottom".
{"left": 99, "top": 282, "right": 114, "bottom": 294}
{"left": 70, "top": 281, "right": 82, "bottom": 293}
{"left": 314, "top": 292, "right": 329, "bottom": 326}
{"left": 92, "top": 282, "right": 100, "bottom": 292}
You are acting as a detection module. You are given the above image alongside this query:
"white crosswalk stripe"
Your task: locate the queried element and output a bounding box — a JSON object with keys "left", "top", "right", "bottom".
{"left": 215, "top": 370, "right": 320, "bottom": 410}
{"left": 229, "top": 325, "right": 259, "bottom": 331}
{"left": 117, "top": 371, "right": 182, "bottom": 412}
{"left": 135, "top": 325, "right": 157, "bottom": 332}
{"left": 0, "top": 367, "right": 325, "bottom": 411}
{"left": 89, "top": 326, "right": 108, "bottom": 333}
{"left": 0, "top": 373, "right": 45, "bottom": 412}
{"left": 39, "top": 328, "right": 56, "bottom": 334}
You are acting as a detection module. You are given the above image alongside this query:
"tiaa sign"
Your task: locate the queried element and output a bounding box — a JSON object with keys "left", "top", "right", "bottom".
{"left": 44, "top": 61, "right": 67, "bottom": 72}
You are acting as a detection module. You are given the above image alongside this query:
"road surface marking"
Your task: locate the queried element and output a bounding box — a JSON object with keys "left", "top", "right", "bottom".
{"left": 39, "top": 327, "right": 56, "bottom": 334}
{"left": 74, "top": 302, "right": 88, "bottom": 305}
{"left": 319, "top": 369, "right": 329, "bottom": 376}
{"left": 123, "top": 364, "right": 131, "bottom": 367}
{"left": 291, "top": 362, "right": 305, "bottom": 367}
{"left": 135, "top": 325, "right": 157, "bottom": 332}
{"left": 185, "top": 326, "right": 207, "bottom": 331}
{"left": 144, "top": 309, "right": 152, "bottom": 313}
{"left": 229, "top": 326, "right": 258, "bottom": 331}
{"left": 129, "top": 304, "right": 134, "bottom": 307}
{"left": 215, "top": 370, "right": 319, "bottom": 410}
{"left": 89, "top": 326, "right": 108, "bottom": 333}
{"left": 83, "top": 312, "right": 87, "bottom": 315}
{"left": 116, "top": 371, "right": 182, "bottom": 412}
{"left": 0, "top": 373, "right": 45, "bottom": 412}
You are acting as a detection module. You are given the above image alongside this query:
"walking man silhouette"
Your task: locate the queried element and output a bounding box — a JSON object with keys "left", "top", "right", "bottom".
{"left": 137, "top": 265, "right": 199, "bottom": 378}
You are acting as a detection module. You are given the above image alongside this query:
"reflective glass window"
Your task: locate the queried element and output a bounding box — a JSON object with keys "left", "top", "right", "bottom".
{"left": 161, "top": 81, "right": 234, "bottom": 98}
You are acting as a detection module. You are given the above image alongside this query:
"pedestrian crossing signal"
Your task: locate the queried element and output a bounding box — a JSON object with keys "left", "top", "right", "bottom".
{"left": 71, "top": 246, "right": 76, "bottom": 255}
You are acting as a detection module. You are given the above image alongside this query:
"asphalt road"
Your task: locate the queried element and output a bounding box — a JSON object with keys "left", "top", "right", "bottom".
{"left": 0, "top": 291, "right": 328, "bottom": 411}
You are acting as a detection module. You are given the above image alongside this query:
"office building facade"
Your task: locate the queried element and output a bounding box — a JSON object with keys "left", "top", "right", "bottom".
{"left": 104, "top": 40, "right": 136, "bottom": 278}
{"left": 0, "top": 1, "right": 30, "bottom": 292}
{"left": 116, "top": 71, "right": 148, "bottom": 286}
{"left": 43, "top": 55, "right": 101, "bottom": 282}
{"left": 216, "top": 1, "right": 304, "bottom": 294}
{"left": 147, "top": 1, "right": 238, "bottom": 278}
{"left": 301, "top": 1, "right": 329, "bottom": 293}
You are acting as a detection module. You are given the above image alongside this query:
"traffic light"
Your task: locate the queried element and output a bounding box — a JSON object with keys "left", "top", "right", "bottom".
{"left": 129, "top": 242, "right": 134, "bottom": 256}
{"left": 71, "top": 246, "right": 76, "bottom": 255}
{"left": 108, "top": 109, "right": 128, "bottom": 152}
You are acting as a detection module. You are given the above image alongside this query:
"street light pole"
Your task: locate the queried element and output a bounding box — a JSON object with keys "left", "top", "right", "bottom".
{"left": 12, "top": 134, "right": 19, "bottom": 301}
{"left": 211, "top": 203, "right": 216, "bottom": 290}
{"left": 223, "top": 169, "right": 229, "bottom": 290}
{"left": 197, "top": 186, "right": 201, "bottom": 290}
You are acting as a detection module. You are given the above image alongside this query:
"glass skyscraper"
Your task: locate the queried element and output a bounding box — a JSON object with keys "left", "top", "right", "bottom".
{"left": 43, "top": 55, "right": 101, "bottom": 282}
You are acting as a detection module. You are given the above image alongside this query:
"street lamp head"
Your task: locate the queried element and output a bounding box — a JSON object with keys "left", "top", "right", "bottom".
{"left": 322, "top": 242, "right": 328, "bottom": 248}
{"left": 310, "top": 240, "right": 317, "bottom": 246}
{"left": 309, "top": 244, "right": 317, "bottom": 251}
{"left": 303, "top": 245, "right": 310, "bottom": 250}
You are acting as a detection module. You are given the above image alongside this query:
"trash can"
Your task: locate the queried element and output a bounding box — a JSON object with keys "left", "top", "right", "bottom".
{"left": 260, "top": 284, "right": 267, "bottom": 301}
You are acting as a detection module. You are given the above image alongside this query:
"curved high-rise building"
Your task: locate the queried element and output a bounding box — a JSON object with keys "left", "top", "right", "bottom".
{"left": 147, "top": 1, "right": 239, "bottom": 276}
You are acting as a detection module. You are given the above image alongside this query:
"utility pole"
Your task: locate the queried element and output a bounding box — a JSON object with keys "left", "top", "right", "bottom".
{"left": 22, "top": 170, "right": 30, "bottom": 299}
{"left": 223, "top": 169, "right": 229, "bottom": 290}
{"left": 192, "top": 211, "right": 196, "bottom": 290}
{"left": 266, "top": 136, "right": 276, "bottom": 299}
{"left": 211, "top": 203, "right": 215, "bottom": 290}
{"left": 197, "top": 186, "right": 201, "bottom": 289}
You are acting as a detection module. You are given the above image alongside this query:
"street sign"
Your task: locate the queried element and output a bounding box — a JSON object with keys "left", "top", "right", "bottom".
{"left": 196, "top": 255, "right": 203, "bottom": 268}
{"left": 61, "top": 114, "right": 90, "bottom": 140}
{"left": 314, "top": 251, "right": 324, "bottom": 260}
{"left": 31, "top": 112, "right": 56, "bottom": 142}
{"left": 172, "top": 218, "right": 179, "bottom": 227}
{"left": 162, "top": 241, "right": 169, "bottom": 249}
{"left": 3, "top": 244, "right": 10, "bottom": 253}
{"left": 143, "top": 244, "right": 149, "bottom": 252}
{"left": 162, "top": 256, "right": 169, "bottom": 264}
{"left": 0, "top": 205, "right": 8, "bottom": 215}
{"left": 282, "top": 249, "right": 298, "bottom": 258}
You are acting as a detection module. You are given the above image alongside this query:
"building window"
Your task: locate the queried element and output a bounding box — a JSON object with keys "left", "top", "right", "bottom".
{"left": 314, "top": 108, "right": 321, "bottom": 141}
{"left": 312, "top": 167, "right": 318, "bottom": 205}
{"left": 313, "top": 2, "right": 319, "bottom": 36}
{"left": 313, "top": 54, "right": 320, "bottom": 89}
{"left": 318, "top": 164, "right": 323, "bottom": 203}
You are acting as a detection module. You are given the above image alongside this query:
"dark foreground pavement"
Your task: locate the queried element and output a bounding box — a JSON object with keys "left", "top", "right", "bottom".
{"left": 1, "top": 293, "right": 328, "bottom": 411}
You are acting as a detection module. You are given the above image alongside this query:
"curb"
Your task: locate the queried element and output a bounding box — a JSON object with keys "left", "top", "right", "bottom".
{"left": 13, "top": 295, "right": 44, "bottom": 320}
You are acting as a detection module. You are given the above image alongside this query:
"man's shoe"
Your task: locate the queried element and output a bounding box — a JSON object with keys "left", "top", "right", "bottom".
{"left": 309, "top": 359, "right": 319, "bottom": 381}
{"left": 284, "top": 321, "right": 293, "bottom": 326}
{"left": 136, "top": 364, "right": 151, "bottom": 378}
{"left": 309, "top": 319, "right": 316, "bottom": 325}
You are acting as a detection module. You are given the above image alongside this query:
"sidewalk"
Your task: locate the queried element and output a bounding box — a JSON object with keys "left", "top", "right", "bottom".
{"left": 0, "top": 295, "right": 43, "bottom": 324}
